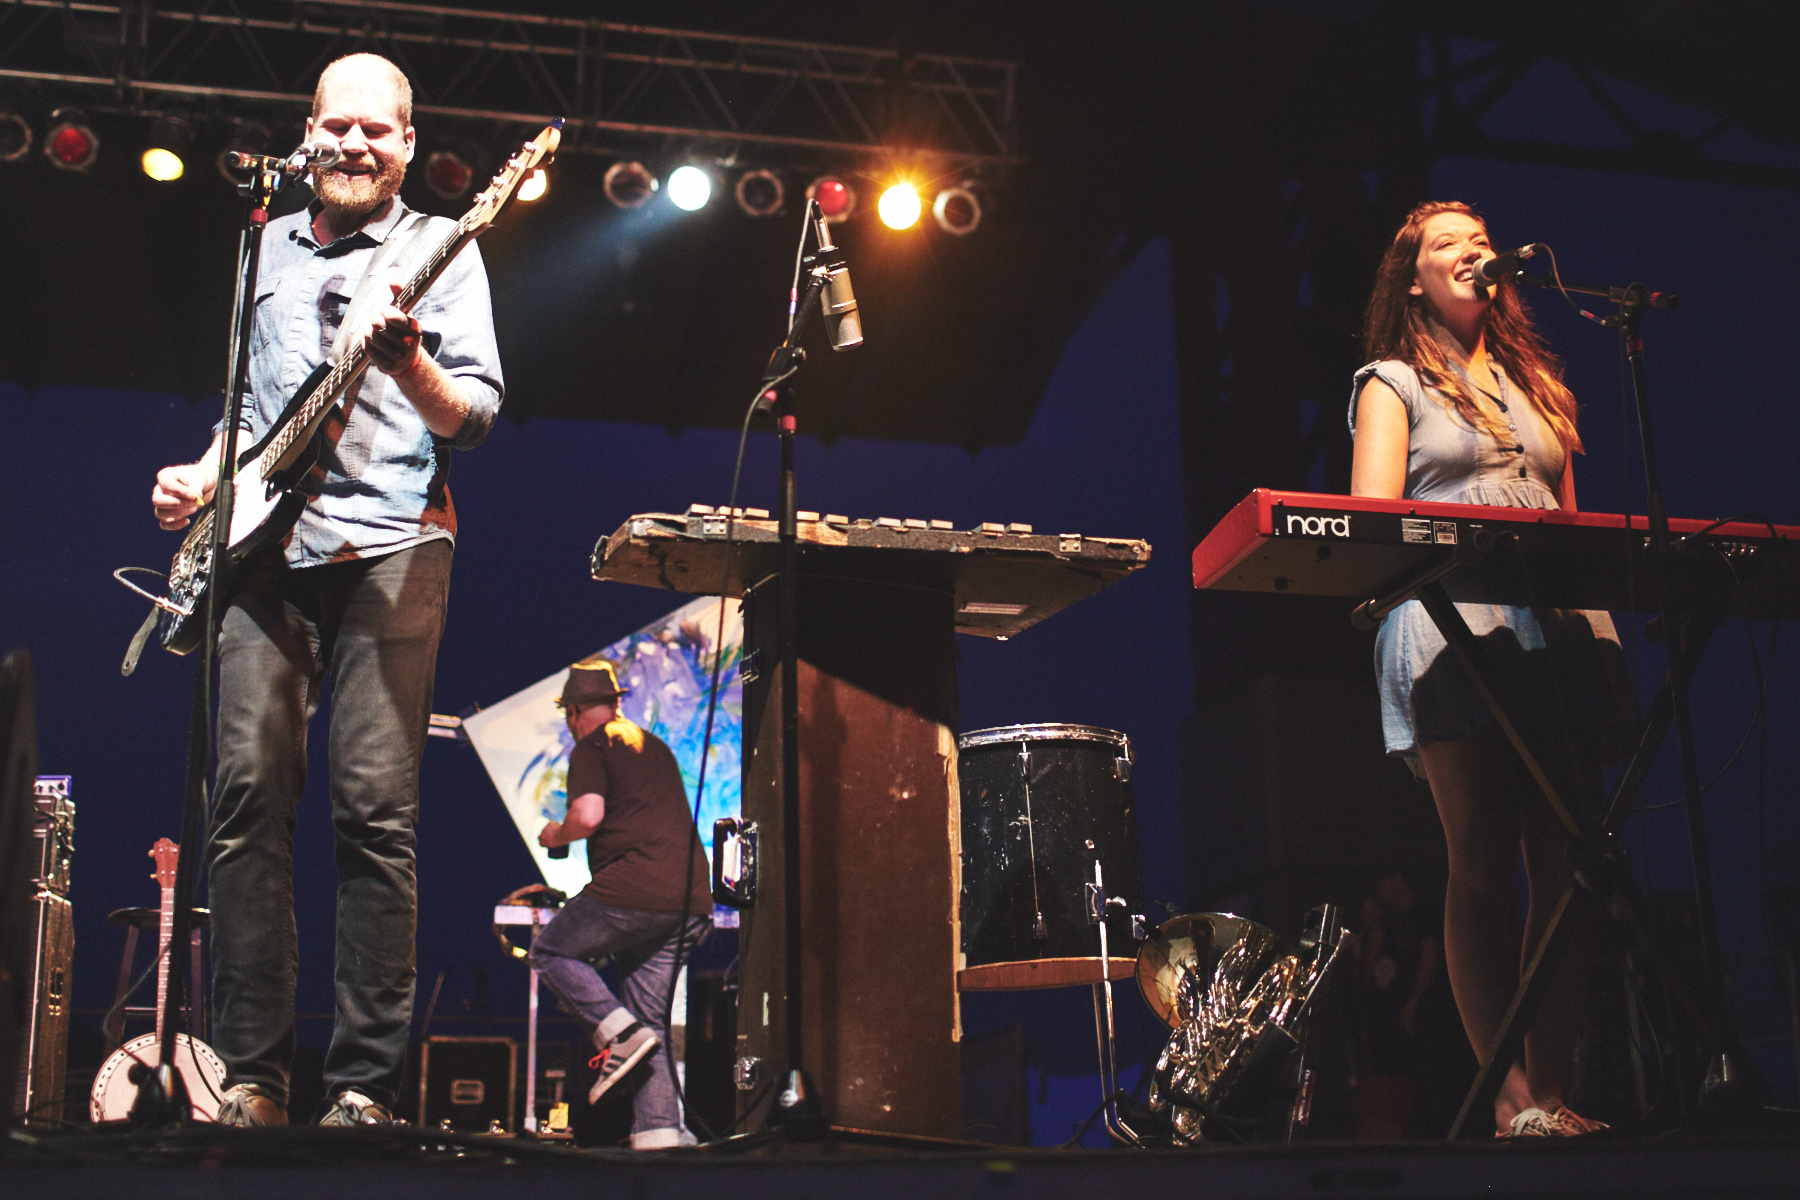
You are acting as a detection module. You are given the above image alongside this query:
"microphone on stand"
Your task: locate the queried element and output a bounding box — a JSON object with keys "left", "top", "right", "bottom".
{"left": 1474, "top": 243, "right": 1543, "bottom": 287}
{"left": 283, "top": 141, "right": 342, "bottom": 177}
{"left": 812, "top": 217, "right": 863, "bottom": 351}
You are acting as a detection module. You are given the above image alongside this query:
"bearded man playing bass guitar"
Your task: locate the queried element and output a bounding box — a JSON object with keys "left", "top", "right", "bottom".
{"left": 148, "top": 52, "right": 503, "bottom": 1128}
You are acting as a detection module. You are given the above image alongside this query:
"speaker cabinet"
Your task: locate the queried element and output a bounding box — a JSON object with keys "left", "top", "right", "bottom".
{"left": 420, "top": 1036, "right": 517, "bottom": 1132}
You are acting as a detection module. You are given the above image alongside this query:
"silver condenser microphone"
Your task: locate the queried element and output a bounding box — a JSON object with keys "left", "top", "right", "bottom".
{"left": 813, "top": 218, "right": 863, "bottom": 351}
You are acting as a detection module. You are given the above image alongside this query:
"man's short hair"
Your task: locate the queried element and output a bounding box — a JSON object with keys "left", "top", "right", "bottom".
{"left": 312, "top": 52, "right": 413, "bottom": 126}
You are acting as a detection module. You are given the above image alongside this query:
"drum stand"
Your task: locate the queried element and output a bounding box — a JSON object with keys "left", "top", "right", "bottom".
{"left": 1085, "top": 860, "right": 1145, "bottom": 1145}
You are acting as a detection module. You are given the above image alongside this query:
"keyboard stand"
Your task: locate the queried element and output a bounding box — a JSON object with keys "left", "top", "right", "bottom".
{"left": 1352, "top": 536, "right": 1745, "bottom": 1138}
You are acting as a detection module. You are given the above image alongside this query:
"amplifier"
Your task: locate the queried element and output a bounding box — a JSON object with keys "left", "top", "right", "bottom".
{"left": 420, "top": 1036, "right": 517, "bottom": 1133}
{"left": 30, "top": 776, "right": 72, "bottom": 897}
{"left": 11, "top": 776, "right": 74, "bottom": 1125}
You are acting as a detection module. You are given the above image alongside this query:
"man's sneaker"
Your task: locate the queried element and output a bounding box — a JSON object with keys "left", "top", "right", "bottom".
{"left": 630, "top": 1126, "right": 698, "bottom": 1150}
{"left": 216, "top": 1083, "right": 287, "bottom": 1127}
{"left": 319, "top": 1088, "right": 395, "bottom": 1126}
{"left": 588, "top": 1022, "right": 659, "bottom": 1104}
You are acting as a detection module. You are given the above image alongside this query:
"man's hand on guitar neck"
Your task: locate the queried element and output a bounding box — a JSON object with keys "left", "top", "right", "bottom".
{"left": 351, "top": 280, "right": 473, "bottom": 440}
{"left": 151, "top": 435, "right": 222, "bottom": 531}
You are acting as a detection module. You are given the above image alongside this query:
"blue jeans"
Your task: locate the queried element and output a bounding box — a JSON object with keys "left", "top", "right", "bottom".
{"left": 208, "top": 540, "right": 451, "bottom": 1109}
{"left": 530, "top": 893, "right": 710, "bottom": 1138}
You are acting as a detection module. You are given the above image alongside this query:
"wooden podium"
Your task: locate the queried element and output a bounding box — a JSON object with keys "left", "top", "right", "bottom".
{"left": 592, "top": 506, "right": 1149, "bottom": 1138}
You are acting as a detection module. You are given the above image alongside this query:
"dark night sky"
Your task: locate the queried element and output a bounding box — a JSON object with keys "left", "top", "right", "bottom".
{"left": 3, "top": 30, "right": 1798, "bottom": 1144}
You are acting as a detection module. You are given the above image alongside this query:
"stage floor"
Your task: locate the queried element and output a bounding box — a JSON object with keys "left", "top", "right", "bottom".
{"left": 5, "top": 1125, "right": 1798, "bottom": 1199}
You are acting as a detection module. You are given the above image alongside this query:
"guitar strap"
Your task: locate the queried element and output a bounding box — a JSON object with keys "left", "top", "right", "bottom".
{"left": 331, "top": 209, "right": 436, "bottom": 366}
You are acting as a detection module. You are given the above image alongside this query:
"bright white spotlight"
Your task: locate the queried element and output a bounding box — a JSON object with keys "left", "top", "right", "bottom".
{"left": 517, "top": 167, "right": 548, "bottom": 202}
{"left": 878, "top": 182, "right": 921, "bottom": 230}
{"left": 667, "top": 164, "right": 712, "bottom": 211}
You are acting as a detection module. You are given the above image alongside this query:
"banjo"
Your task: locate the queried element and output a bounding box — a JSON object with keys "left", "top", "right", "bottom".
{"left": 150, "top": 121, "right": 561, "bottom": 656}
{"left": 90, "top": 838, "right": 228, "bottom": 1122}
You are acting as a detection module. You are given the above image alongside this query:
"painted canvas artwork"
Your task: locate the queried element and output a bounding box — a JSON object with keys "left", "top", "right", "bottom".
{"left": 462, "top": 595, "right": 743, "bottom": 901}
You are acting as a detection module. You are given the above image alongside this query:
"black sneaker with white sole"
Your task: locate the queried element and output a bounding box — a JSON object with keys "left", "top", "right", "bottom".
{"left": 588, "top": 1022, "right": 660, "bottom": 1104}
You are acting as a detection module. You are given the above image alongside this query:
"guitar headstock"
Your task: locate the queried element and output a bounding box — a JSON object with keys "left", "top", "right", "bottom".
{"left": 463, "top": 120, "right": 564, "bottom": 234}
{"left": 150, "top": 837, "right": 179, "bottom": 890}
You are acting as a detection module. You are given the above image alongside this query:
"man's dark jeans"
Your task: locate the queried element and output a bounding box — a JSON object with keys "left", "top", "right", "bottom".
{"left": 209, "top": 539, "right": 451, "bottom": 1109}
{"left": 530, "top": 894, "right": 711, "bottom": 1139}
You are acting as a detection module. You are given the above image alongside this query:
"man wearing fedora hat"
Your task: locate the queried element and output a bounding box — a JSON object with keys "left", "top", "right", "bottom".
{"left": 531, "top": 655, "right": 713, "bottom": 1149}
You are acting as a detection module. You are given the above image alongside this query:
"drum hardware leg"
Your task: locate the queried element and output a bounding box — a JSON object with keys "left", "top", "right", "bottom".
{"left": 1087, "top": 861, "right": 1142, "bottom": 1146}
{"left": 1284, "top": 1026, "right": 1314, "bottom": 1142}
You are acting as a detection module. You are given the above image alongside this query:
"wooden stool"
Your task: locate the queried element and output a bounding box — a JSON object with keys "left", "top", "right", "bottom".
{"left": 105, "top": 906, "right": 209, "bottom": 1052}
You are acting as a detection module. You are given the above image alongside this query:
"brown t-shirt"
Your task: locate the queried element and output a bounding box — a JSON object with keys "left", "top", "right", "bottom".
{"left": 568, "top": 718, "right": 712, "bottom": 914}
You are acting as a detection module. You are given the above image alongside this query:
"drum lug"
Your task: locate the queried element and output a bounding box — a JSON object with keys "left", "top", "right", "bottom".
{"left": 734, "top": 1055, "right": 761, "bottom": 1091}
{"left": 1112, "top": 755, "right": 1131, "bottom": 783}
{"left": 738, "top": 649, "right": 763, "bottom": 685}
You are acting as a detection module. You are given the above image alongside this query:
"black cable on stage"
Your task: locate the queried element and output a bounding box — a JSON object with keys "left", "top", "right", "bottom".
{"left": 652, "top": 202, "right": 817, "bottom": 1144}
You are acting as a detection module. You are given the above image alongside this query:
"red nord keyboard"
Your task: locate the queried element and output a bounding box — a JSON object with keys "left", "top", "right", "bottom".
{"left": 1192, "top": 489, "right": 1800, "bottom": 620}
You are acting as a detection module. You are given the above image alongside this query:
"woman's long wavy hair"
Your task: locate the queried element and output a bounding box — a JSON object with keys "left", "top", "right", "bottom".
{"left": 1363, "top": 200, "right": 1582, "bottom": 454}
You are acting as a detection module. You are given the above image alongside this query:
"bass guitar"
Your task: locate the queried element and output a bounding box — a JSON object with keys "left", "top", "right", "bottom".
{"left": 90, "top": 838, "right": 228, "bottom": 1122}
{"left": 155, "top": 121, "right": 561, "bottom": 655}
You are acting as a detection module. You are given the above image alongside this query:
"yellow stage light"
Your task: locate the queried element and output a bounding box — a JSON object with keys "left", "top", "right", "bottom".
{"left": 878, "top": 182, "right": 921, "bottom": 230}
{"left": 141, "top": 147, "right": 184, "bottom": 182}
{"left": 517, "top": 167, "right": 548, "bottom": 202}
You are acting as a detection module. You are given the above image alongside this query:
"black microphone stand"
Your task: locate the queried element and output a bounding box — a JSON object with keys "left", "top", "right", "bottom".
{"left": 744, "top": 205, "right": 851, "bottom": 1138}
{"left": 134, "top": 155, "right": 291, "bottom": 1125}
{"left": 1435, "top": 270, "right": 1762, "bottom": 1137}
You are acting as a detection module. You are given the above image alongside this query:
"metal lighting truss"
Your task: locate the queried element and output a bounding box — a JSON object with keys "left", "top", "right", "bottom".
{"left": 0, "top": 0, "right": 1019, "bottom": 167}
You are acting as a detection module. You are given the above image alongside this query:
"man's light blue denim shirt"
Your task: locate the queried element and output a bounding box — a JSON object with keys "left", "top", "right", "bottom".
{"left": 226, "top": 197, "right": 504, "bottom": 568}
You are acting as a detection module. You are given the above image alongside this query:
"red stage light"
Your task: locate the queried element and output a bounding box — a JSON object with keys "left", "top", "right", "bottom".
{"left": 806, "top": 175, "right": 856, "bottom": 223}
{"left": 45, "top": 110, "right": 97, "bottom": 172}
{"left": 425, "top": 149, "right": 474, "bottom": 200}
{"left": 603, "top": 160, "right": 658, "bottom": 209}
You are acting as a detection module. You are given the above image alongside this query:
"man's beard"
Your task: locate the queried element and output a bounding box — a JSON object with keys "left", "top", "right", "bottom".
{"left": 313, "top": 154, "right": 405, "bottom": 214}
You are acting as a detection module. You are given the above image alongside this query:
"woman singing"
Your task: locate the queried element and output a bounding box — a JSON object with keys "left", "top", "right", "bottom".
{"left": 1349, "top": 201, "right": 1628, "bottom": 1137}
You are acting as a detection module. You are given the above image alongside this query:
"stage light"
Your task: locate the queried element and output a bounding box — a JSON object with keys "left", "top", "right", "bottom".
{"left": 603, "top": 160, "right": 656, "bottom": 209}
{"left": 806, "top": 175, "right": 856, "bottom": 223}
{"left": 44, "top": 108, "right": 97, "bottom": 172}
{"left": 0, "top": 112, "right": 31, "bottom": 163}
{"left": 932, "top": 183, "right": 982, "bottom": 236}
{"left": 734, "top": 168, "right": 784, "bottom": 217}
{"left": 878, "top": 182, "right": 922, "bottom": 230}
{"left": 140, "top": 115, "right": 193, "bottom": 182}
{"left": 216, "top": 120, "right": 269, "bottom": 182}
{"left": 425, "top": 148, "right": 475, "bottom": 200}
{"left": 516, "top": 167, "right": 548, "bottom": 202}
{"left": 141, "top": 148, "right": 182, "bottom": 182}
{"left": 667, "top": 164, "right": 712, "bottom": 211}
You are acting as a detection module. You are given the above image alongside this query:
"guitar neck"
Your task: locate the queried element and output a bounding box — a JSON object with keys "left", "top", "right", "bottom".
{"left": 155, "top": 880, "right": 174, "bottom": 1045}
